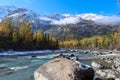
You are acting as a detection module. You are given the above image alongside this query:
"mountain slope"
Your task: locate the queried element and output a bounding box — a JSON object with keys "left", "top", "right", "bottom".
{"left": 0, "top": 6, "right": 120, "bottom": 40}
{"left": 47, "top": 21, "right": 116, "bottom": 40}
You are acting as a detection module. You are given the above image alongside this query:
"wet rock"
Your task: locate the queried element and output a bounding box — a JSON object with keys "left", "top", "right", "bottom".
{"left": 31, "top": 55, "right": 36, "bottom": 58}
{"left": 94, "top": 77, "right": 103, "bottom": 80}
{"left": 70, "top": 54, "right": 75, "bottom": 57}
{"left": 70, "top": 56, "right": 79, "bottom": 61}
{"left": 115, "top": 78, "right": 120, "bottom": 80}
{"left": 91, "top": 51, "right": 100, "bottom": 56}
{"left": 96, "top": 70, "right": 106, "bottom": 77}
{"left": 91, "top": 61, "right": 104, "bottom": 69}
{"left": 96, "top": 69, "right": 117, "bottom": 79}
{"left": 53, "top": 53, "right": 79, "bottom": 61}
{"left": 107, "top": 78, "right": 115, "bottom": 80}
{"left": 53, "top": 53, "right": 65, "bottom": 58}
{"left": 34, "top": 58, "right": 95, "bottom": 80}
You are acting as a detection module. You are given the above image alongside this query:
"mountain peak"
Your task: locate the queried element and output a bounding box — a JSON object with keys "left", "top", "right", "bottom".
{"left": 0, "top": 6, "right": 120, "bottom": 26}
{"left": 76, "top": 13, "right": 103, "bottom": 20}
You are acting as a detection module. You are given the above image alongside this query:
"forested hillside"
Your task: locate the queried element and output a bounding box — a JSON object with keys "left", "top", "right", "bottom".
{"left": 0, "top": 18, "right": 59, "bottom": 51}
{"left": 59, "top": 26, "right": 120, "bottom": 50}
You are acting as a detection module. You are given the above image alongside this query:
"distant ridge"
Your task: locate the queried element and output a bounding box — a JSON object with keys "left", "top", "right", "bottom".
{"left": 0, "top": 6, "right": 119, "bottom": 39}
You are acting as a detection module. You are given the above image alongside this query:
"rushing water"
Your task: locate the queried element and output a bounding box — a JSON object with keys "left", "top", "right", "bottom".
{"left": 0, "top": 50, "right": 93, "bottom": 80}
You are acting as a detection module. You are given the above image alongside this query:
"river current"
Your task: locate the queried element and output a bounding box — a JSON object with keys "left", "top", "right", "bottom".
{"left": 0, "top": 50, "right": 92, "bottom": 80}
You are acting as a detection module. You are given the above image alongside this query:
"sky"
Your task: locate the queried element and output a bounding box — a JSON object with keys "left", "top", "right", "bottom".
{"left": 0, "top": 0, "right": 120, "bottom": 15}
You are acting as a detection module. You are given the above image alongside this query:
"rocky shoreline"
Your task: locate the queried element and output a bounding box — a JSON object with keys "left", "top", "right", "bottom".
{"left": 34, "top": 49, "right": 120, "bottom": 80}
{"left": 90, "top": 50, "right": 120, "bottom": 80}
{"left": 93, "top": 56, "right": 120, "bottom": 80}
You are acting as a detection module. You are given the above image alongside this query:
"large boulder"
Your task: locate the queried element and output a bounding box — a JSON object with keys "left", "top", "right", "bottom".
{"left": 34, "top": 58, "right": 94, "bottom": 80}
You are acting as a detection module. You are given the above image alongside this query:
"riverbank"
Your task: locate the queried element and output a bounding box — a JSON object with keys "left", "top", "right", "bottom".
{"left": 52, "top": 49, "right": 120, "bottom": 80}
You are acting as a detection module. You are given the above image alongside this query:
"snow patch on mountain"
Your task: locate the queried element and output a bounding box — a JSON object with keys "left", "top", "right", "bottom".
{"left": 7, "top": 11, "right": 32, "bottom": 18}
{"left": 76, "top": 13, "right": 120, "bottom": 25}
{"left": 51, "top": 16, "right": 82, "bottom": 25}
{"left": 0, "top": 6, "right": 120, "bottom": 26}
{"left": 62, "top": 14, "right": 71, "bottom": 17}
{"left": 0, "top": 6, "right": 16, "bottom": 18}
{"left": 77, "top": 13, "right": 103, "bottom": 20}
{"left": 8, "top": 13, "right": 20, "bottom": 17}
{"left": 50, "top": 13, "right": 120, "bottom": 25}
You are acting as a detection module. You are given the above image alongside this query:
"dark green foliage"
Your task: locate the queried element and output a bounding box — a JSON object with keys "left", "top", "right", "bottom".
{"left": 0, "top": 18, "right": 59, "bottom": 51}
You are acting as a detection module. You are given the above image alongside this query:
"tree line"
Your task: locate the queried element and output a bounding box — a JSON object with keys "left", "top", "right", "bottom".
{"left": 0, "top": 18, "right": 59, "bottom": 51}
{"left": 59, "top": 26, "right": 120, "bottom": 50}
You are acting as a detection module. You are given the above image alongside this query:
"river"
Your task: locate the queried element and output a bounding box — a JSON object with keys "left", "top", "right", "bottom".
{"left": 0, "top": 50, "right": 93, "bottom": 80}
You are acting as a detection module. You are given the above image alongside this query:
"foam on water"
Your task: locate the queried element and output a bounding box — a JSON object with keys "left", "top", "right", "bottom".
{"left": 0, "top": 50, "right": 64, "bottom": 56}
{"left": 10, "top": 66, "right": 29, "bottom": 71}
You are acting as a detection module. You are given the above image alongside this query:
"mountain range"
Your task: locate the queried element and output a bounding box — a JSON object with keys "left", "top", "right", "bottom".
{"left": 0, "top": 6, "right": 120, "bottom": 39}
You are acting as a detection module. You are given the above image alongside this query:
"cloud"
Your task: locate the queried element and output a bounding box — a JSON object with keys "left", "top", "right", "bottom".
{"left": 40, "top": 17, "right": 53, "bottom": 21}
{"left": 40, "top": 13, "right": 120, "bottom": 25}
{"left": 51, "top": 13, "right": 120, "bottom": 25}
{"left": 94, "top": 15, "right": 120, "bottom": 25}
{"left": 51, "top": 16, "right": 81, "bottom": 25}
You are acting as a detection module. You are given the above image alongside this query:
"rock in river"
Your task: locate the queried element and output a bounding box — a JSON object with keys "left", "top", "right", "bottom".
{"left": 34, "top": 58, "right": 94, "bottom": 80}
{"left": 91, "top": 61, "right": 104, "bottom": 69}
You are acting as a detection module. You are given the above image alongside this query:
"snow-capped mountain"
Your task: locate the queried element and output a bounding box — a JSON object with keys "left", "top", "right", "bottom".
{"left": 41, "top": 13, "right": 120, "bottom": 25}
{"left": 48, "top": 13, "right": 120, "bottom": 25}
{"left": 0, "top": 6, "right": 120, "bottom": 39}
{"left": 0, "top": 6, "right": 120, "bottom": 26}
{"left": 76, "top": 13, "right": 103, "bottom": 21}
{"left": 0, "top": 6, "right": 16, "bottom": 18}
{"left": 77, "top": 13, "right": 120, "bottom": 25}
